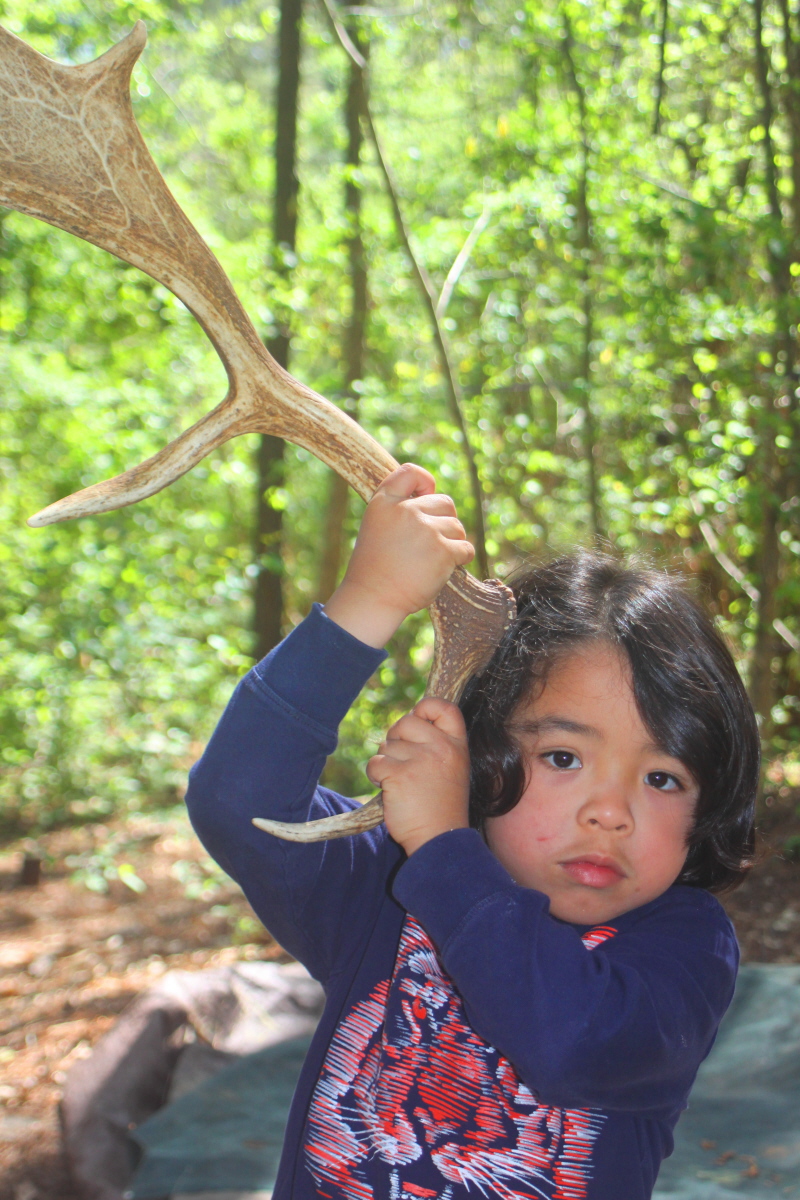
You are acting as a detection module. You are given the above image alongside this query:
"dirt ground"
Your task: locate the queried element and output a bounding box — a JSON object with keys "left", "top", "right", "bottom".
{"left": 722, "top": 786, "right": 800, "bottom": 962}
{"left": 2, "top": 789, "right": 800, "bottom": 1200}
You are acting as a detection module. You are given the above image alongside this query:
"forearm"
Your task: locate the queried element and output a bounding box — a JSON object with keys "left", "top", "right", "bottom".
{"left": 324, "top": 580, "right": 408, "bottom": 650}
{"left": 187, "top": 604, "right": 385, "bottom": 843}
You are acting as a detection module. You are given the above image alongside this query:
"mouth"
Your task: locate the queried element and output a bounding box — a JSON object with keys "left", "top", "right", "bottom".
{"left": 560, "top": 854, "right": 626, "bottom": 889}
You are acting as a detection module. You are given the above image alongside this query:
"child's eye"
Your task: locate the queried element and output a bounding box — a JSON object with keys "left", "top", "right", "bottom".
{"left": 645, "top": 770, "right": 682, "bottom": 792}
{"left": 542, "top": 750, "right": 581, "bottom": 771}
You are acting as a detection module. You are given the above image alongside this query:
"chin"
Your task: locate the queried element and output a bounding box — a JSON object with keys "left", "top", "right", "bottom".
{"left": 548, "top": 891, "right": 634, "bottom": 925}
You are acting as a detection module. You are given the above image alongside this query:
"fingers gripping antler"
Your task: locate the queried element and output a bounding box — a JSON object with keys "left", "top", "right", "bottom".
{"left": 0, "top": 23, "right": 516, "bottom": 839}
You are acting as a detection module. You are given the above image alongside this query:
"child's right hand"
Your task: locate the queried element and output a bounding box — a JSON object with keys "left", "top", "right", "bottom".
{"left": 324, "top": 463, "right": 474, "bottom": 648}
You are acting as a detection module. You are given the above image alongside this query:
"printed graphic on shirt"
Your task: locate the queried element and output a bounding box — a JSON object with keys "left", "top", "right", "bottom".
{"left": 578, "top": 926, "right": 617, "bottom": 952}
{"left": 304, "top": 916, "right": 618, "bottom": 1200}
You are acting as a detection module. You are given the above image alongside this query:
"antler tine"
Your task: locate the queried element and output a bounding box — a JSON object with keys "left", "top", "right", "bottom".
{"left": 26, "top": 365, "right": 399, "bottom": 527}
{"left": 2, "top": 21, "right": 517, "bottom": 841}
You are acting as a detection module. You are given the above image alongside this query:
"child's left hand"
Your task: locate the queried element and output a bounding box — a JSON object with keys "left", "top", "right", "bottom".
{"left": 366, "top": 698, "right": 470, "bottom": 855}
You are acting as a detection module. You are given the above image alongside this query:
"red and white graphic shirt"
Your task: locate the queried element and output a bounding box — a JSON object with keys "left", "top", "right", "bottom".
{"left": 304, "top": 915, "right": 617, "bottom": 1200}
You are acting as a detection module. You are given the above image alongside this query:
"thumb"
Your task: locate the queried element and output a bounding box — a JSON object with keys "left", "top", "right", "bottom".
{"left": 413, "top": 697, "right": 467, "bottom": 739}
{"left": 375, "top": 462, "right": 437, "bottom": 501}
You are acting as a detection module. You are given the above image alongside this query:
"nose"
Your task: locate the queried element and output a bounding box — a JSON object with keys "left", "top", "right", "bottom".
{"left": 579, "top": 783, "right": 633, "bottom": 834}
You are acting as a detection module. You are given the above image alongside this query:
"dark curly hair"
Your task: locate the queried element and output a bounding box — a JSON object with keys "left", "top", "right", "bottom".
{"left": 459, "top": 552, "right": 759, "bottom": 893}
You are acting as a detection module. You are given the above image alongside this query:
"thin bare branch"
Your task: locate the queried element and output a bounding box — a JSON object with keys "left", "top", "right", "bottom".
{"left": 775, "top": 619, "right": 800, "bottom": 653}
{"left": 319, "top": 0, "right": 490, "bottom": 578}
{"left": 698, "top": 519, "right": 759, "bottom": 603}
{"left": 631, "top": 170, "right": 726, "bottom": 215}
{"left": 320, "top": 0, "right": 366, "bottom": 68}
{"left": 436, "top": 207, "right": 491, "bottom": 319}
{"left": 695, "top": 511, "right": 800, "bottom": 653}
{"left": 317, "top": 31, "right": 369, "bottom": 602}
{"left": 530, "top": 360, "right": 581, "bottom": 438}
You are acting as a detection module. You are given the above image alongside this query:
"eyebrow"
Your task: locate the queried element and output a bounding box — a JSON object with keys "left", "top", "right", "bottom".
{"left": 510, "top": 716, "right": 601, "bottom": 738}
{"left": 510, "top": 717, "right": 674, "bottom": 759}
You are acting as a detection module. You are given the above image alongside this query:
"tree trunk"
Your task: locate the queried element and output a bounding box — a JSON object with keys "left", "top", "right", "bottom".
{"left": 778, "top": 0, "right": 800, "bottom": 247}
{"left": 562, "top": 11, "right": 603, "bottom": 546}
{"left": 652, "top": 0, "right": 669, "bottom": 136}
{"left": 578, "top": 271, "right": 601, "bottom": 546}
{"left": 317, "top": 41, "right": 369, "bottom": 602}
{"left": 254, "top": 0, "right": 303, "bottom": 660}
{"left": 749, "top": 452, "right": 780, "bottom": 727}
{"left": 753, "top": 0, "right": 793, "bottom": 345}
{"left": 777, "top": 0, "right": 800, "bottom": 508}
{"left": 750, "top": 0, "right": 796, "bottom": 722}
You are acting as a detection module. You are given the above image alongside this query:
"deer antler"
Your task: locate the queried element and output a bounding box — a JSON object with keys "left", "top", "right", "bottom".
{"left": 0, "top": 22, "right": 515, "bottom": 840}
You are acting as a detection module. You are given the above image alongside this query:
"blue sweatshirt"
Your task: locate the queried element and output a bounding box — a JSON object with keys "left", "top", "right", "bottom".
{"left": 186, "top": 604, "right": 739, "bottom": 1200}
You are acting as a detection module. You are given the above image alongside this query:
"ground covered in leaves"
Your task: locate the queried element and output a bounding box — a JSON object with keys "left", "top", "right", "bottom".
{"left": 2, "top": 791, "right": 800, "bottom": 1200}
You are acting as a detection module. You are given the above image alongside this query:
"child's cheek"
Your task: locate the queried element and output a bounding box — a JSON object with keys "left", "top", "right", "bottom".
{"left": 503, "top": 784, "right": 564, "bottom": 848}
{"left": 519, "top": 769, "right": 574, "bottom": 840}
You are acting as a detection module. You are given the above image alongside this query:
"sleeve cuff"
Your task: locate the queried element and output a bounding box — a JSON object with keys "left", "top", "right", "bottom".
{"left": 248, "top": 603, "right": 386, "bottom": 731}
{"left": 392, "top": 828, "right": 543, "bottom": 950}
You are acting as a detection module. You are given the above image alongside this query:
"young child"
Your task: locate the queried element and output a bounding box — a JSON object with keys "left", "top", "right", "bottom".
{"left": 187, "top": 462, "right": 759, "bottom": 1200}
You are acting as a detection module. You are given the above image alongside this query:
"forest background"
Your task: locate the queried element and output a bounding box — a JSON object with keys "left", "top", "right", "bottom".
{"left": 3, "top": 0, "right": 800, "bottom": 839}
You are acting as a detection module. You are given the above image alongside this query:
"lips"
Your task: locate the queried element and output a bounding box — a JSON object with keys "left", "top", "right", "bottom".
{"left": 561, "top": 855, "right": 625, "bottom": 889}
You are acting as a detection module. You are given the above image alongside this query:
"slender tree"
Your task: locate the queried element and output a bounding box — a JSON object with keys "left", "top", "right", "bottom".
{"left": 317, "top": 33, "right": 369, "bottom": 602}
{"left": 652, "top": 0, "right": 669, "bottom": 136}
{"left": 254, "top": 0, "right": 303, "bottom": 660}
{"left": 562, "top": 9, "right": 603, "bottom": 546}
{"left": 778, "top": 0, "right": 800, "bottom": 247}
{"left": 748, "top": 0, "right": 797, "bottom": 722}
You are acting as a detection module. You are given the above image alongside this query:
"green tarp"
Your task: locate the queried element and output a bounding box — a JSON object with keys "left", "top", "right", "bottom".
{"left": 131, "top": 964, "right": 800, "bottom": 1199}
{"left": 131, "top": 1037, "right": 312, "bottom": 1197}
{"left": 653, "top": 964, "right": 800, "bottom": 1198}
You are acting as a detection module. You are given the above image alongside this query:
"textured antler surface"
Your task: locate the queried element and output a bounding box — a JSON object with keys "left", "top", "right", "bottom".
{"left": 0, "top": 20, "right": 394, "bottom": 514}
{"left": 1, "top": 22, "right": 516, "bottom": 840}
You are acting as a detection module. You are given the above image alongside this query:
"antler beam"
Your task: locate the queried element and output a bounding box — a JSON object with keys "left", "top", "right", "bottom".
{"left": 0, "top": 22, "right": 516, "bottom": 840}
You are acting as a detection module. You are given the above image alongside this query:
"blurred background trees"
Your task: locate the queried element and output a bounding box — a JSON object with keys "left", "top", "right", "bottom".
{"left": 3, "top": 0, "right": 800, "bottom": 835}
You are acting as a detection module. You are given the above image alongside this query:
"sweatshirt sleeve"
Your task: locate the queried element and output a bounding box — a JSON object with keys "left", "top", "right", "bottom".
{"left": 392, "top": 828, "right": 738, "bottom": 1116}
{"left": 186, "top": 604, "right": 393, "bottom": 987}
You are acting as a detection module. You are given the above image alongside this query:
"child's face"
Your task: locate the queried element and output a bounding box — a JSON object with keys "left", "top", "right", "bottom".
{"left": 484, "top": 641, "right": 699, "bottom": 925}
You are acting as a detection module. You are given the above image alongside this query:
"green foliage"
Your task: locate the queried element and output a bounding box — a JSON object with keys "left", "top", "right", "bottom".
{"left": 4, "top": 0, "right": 800, "bottom": 832}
